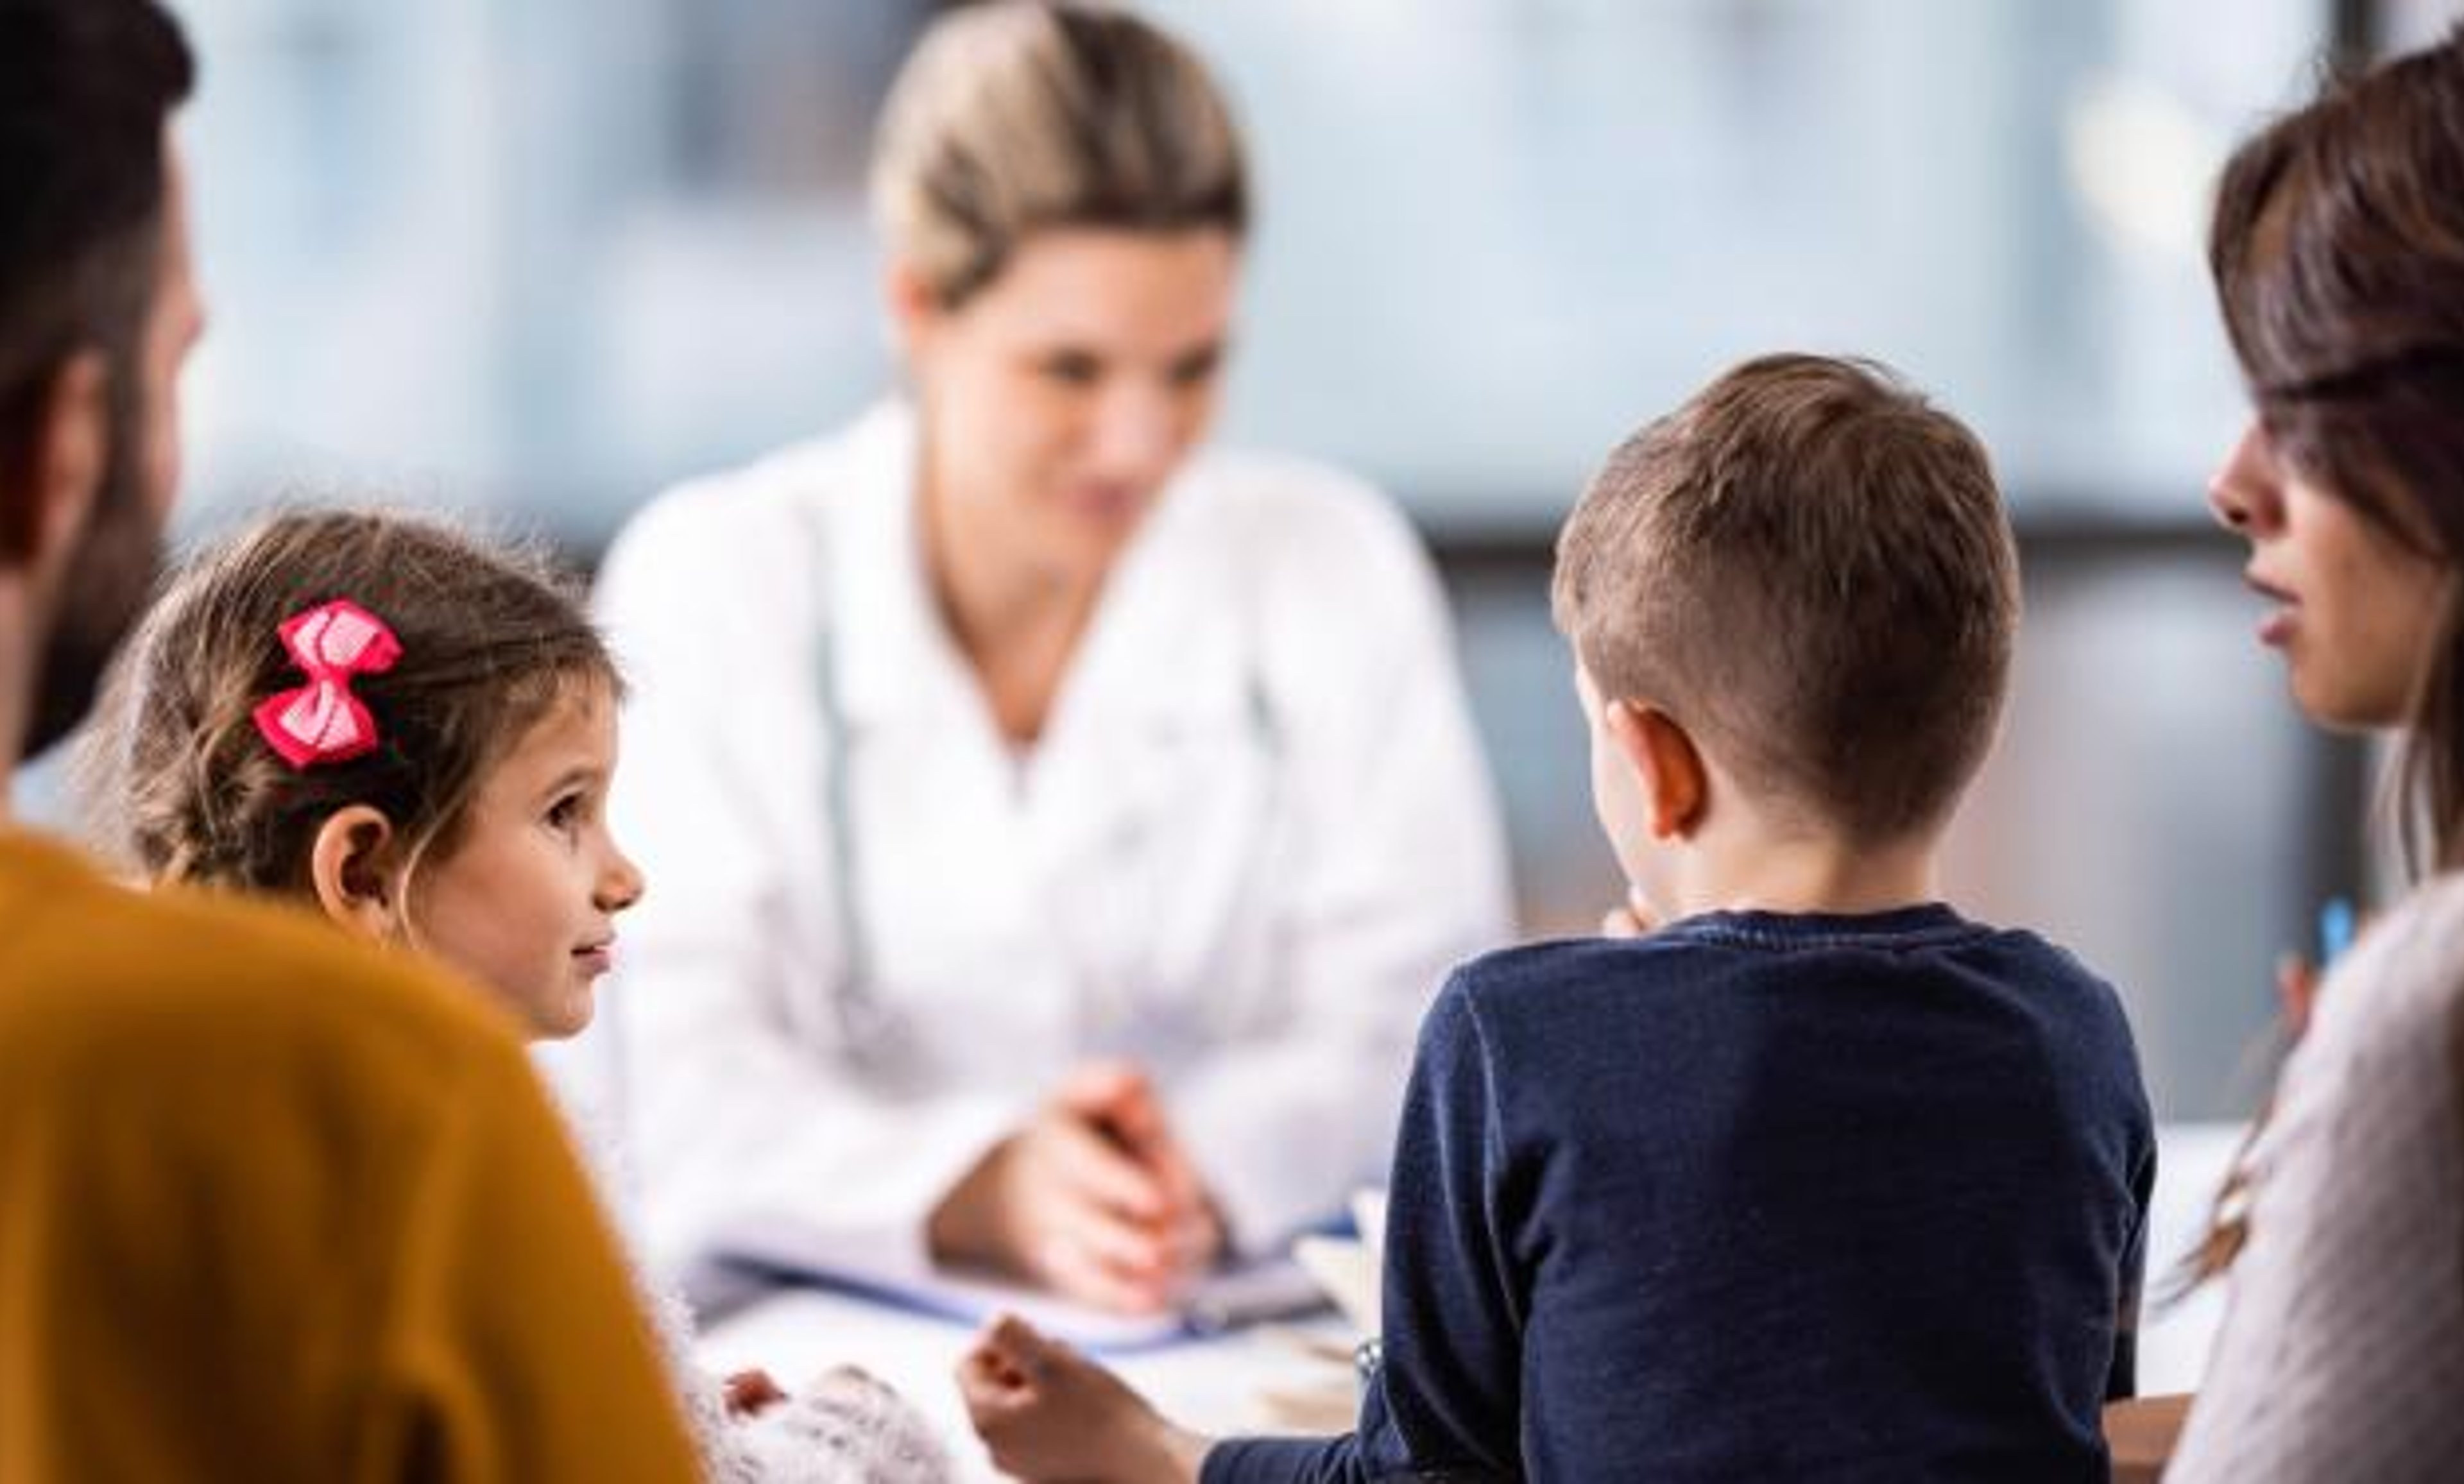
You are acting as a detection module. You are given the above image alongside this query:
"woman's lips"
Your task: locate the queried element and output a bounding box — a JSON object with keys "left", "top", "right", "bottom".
{"left": 2245, "top": 572, "right": 2297, "bottom": 647}
{"left": 1062, "top": 482, "right": 1143, "bottom": 525}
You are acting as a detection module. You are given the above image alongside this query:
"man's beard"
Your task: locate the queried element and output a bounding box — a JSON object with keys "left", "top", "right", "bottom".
{"left": 24, "top": 402, "right": 162, "bottom": 760}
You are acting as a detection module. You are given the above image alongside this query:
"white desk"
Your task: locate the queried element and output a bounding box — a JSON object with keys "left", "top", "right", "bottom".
{"left": 697, "top": 1286, "right": 1337, "bottom": 1481}
{"left": 699, "top": 1121, "right": 2241, "bottom": 1479}
{"left": 2133, "top": 1120, "right": 2237, "bottom": 1397}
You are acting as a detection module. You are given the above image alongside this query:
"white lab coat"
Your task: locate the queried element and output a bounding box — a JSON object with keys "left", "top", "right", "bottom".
{"left": 592, "top": 402, "right": 1510, "bottom": 1282}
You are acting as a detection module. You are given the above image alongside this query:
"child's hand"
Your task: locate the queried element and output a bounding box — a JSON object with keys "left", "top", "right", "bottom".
{"left": 1600, "top": 885, "right": 1658, "bottom": 939}
{"left": 722, "top": 1367, "right": 787, "bottom": 1417}
{"left": 957, "top": 1315, "right": 1209, "bottom": 1483}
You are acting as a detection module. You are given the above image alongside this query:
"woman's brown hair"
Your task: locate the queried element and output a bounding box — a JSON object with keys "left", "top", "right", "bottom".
{"left": 2213, "top": 25, "right": 2464, "bottom": 873}
{"left": 2189, "top": 24, "right": 2464, "bottom": 1283}
{"left": 79, "top": 507, "right": 618, "bottom": 896}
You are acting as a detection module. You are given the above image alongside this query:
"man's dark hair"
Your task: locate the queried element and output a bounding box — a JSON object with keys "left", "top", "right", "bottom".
{"left": 0, "top": 0, "right": 194, "bottom": 559}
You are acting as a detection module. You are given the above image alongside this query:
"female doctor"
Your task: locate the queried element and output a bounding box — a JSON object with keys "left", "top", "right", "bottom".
{"left": 594, "top": 0, "right": 1509, "bottom": 1314}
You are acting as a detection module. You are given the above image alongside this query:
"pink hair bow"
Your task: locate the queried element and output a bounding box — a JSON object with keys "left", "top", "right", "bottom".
{"left": 251, "top": 599, "right": 402, "bottom": 769}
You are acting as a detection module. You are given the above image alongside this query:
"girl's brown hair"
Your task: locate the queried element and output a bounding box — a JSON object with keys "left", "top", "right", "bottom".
{"left": 80, "top": 507, "right": 619, "bottom": 894}
{"left": 2189, "top": 25, "right": 2464, "bottom": 1283}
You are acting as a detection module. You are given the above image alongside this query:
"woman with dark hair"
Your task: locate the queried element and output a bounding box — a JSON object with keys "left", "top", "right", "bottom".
{"left": 2175, "top": 24, "right": 2464, "bottom": 1481}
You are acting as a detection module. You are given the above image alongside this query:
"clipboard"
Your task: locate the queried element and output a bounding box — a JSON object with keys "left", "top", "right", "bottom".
{"left": 714, "top": 1226, "right": 1332, "bottom": 1356}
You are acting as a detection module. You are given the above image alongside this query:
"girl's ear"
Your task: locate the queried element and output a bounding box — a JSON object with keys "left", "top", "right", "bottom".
{"left": 1605, "top": 700, "right": 1708, "bottom": 840}
{"left": 307, "top": 805, "right": 407, "bottom": 942}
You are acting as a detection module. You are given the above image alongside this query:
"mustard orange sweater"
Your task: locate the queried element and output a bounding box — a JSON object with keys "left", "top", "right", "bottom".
{"left": 0, "top": 830, "right": 703, "bottom": 1482}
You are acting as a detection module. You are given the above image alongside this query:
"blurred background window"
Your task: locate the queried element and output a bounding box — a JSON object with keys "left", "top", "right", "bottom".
{"left": 73, "top": 0, "right": 2455, "bottom": 1122}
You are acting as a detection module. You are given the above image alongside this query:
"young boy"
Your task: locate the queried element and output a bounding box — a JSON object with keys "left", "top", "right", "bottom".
{"left": 957, "top": 354, "right": 2155, "bottom": 1481}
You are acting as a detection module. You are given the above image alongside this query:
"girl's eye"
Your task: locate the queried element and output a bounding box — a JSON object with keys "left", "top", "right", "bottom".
{"left": 545, "top": 795, "right": 584, "bottom": 833}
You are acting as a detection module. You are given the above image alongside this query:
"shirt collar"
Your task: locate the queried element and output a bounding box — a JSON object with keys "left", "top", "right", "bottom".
{"left": 823, "top": 400, "right": 1247, "bottom": 735}
{"left": 825, "top": 400, "right": 965, "bottom": 727}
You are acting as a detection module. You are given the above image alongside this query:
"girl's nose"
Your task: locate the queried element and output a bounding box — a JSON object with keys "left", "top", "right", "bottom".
{"left": 2207, "top": 421, "right": 2282, "bottom": 535}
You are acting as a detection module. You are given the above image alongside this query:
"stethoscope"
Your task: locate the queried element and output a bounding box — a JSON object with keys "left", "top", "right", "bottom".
{"left": 805, "top": 502, "right": 1287, "bottom": 1082}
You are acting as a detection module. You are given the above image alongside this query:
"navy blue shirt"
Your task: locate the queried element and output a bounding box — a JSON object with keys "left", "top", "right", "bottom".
{"left": 1206, "top": 905, "right": 2153, "bottom": 1483}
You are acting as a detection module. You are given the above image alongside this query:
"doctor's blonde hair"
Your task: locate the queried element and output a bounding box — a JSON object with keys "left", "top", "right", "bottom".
{"left": 870, "top": 0, "right": 1248, "bottom": 309}
{"left": 80, "top": 507, "right": 619, "bottom": 896}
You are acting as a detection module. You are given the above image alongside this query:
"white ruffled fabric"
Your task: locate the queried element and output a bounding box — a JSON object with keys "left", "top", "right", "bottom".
{"left": 560, "top": 1096, "right": 955, "bottom": 1483}
{"left": 636, "top": 1277, "right": 954, "bottom": 1484}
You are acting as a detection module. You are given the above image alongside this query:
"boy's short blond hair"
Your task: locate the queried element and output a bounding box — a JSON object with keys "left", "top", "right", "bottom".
{"left": 1552, "top": 354, "right": 2019, "bottom": 842}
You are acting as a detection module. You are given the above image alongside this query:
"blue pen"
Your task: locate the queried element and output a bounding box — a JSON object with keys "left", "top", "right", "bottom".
{"left": 2317, "top": 896, "right": 2356, "bottom": 968}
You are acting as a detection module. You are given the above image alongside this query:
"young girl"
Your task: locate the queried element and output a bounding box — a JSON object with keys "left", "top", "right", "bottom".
{"left": 2170, "top": 25, "right": 2464, "bottom": 1482}
{"left": 81, "top": 507, "right": 954, "bottom": 1484}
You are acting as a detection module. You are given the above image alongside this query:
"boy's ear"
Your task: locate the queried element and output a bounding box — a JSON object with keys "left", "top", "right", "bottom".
{"left": 307, "top": 805, "right": 409, "bottom": 942}
{"left": 1605, "top": 701, "right": 1707, "bottom": 840}
{"left": 0, "top": 350, "right": 110, "bottom": 568}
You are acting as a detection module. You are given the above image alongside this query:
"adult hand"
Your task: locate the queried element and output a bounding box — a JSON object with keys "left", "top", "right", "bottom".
{"left": 928, "top": 1062, "right": 1224, "bottom": 1313}
{"left": 2276, "top": 953, "right": 2320, "bottom": 1041}
{"left": 1066, "top": 1062, "right": 1217, "bottom": 1242}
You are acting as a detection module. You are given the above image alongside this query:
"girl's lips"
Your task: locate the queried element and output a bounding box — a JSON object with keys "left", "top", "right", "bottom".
{"left": 574, "top": 945, "right": 614, "bottom": 977}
